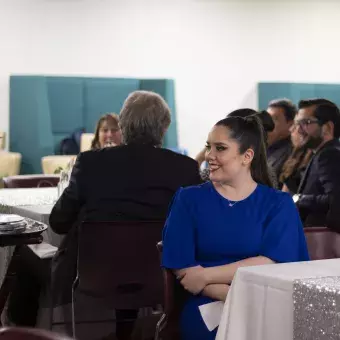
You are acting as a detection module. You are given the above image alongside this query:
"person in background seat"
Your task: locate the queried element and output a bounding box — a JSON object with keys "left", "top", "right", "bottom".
{"left": 280, "top": 117, "right": 313, "bottom": 195}
{"left": 266, "top": 98, "right": 297, "bottom": 187}
{"left": 292, "top": 99, "right": 340, "bottom": 229}
{"left": 91, "top": 113, "right": 122, "bottom": 149}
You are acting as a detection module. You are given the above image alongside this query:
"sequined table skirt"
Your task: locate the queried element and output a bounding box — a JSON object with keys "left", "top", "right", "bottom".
{"left": 215, "top": 259, "right": 340, "bottom": 340}
{"left": 294, "top": 276, "right": 340, "bottom": 340}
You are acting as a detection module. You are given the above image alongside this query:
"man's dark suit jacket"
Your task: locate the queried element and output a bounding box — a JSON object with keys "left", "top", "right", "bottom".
{"left": 49, "top": 143, "right": 201, "bottom": 304}
{"left": 297, "top": 139, "right": 340, "bottom": 229}
{"left": 267, "top": 137, "right": 292, "bottom": 188}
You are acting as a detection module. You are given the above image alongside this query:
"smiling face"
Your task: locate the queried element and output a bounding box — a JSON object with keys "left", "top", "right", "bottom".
{"left": 290, "top": 123, "right": 305, "bottom": 148}
{"left": 205, "top": 125, "right": 254, "bottom": 184}
{"left": 293, "top": 106, "right": 324, "bottom": 150}
{"left": 98, "top": 120, "right": 122, "bottom": 148}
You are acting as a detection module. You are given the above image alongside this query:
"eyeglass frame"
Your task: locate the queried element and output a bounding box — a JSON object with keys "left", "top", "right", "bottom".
{"left": 292, "top": 118, "right": 321, "bottom": 130}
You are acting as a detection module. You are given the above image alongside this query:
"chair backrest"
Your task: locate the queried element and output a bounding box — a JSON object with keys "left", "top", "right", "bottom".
{"left": 41, "top": 155, "right": 76, "bottom": 174}
{"left": 304, "top": 227, "right": 340, "bottom": 260}
{"left": 0, "top": 327, "right": 73, "bottom": 340}
{"left": 0, "top": 151, "right": 21, "bottom": 176}
{"left": 3, "top": 175, "right": 60, "bottom": 188}
{"left": 156, "top": 241, "right": 186, "bottom": 340}
{"left": 80, "top": 133, "right": 94, "bottom": 152}
{"left": 0, "top": 132, "right": 5, "bottom": 149}
{"left": 76, "top": 221, "right": 165, "bottom": 309}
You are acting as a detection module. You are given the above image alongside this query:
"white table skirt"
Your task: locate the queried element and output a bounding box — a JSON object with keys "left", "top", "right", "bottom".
{"left": 216, "top": 259, "right": 340, "bottom": 340}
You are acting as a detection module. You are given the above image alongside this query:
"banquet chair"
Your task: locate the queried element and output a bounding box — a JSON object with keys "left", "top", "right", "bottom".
{"left": 0, "top": 151, "right": 21, "bottom": 177}
{"left": 304, "top": 226, "right": 340, "bottom": 260}
{"left": 69, "top": 221, "right": 165, "bottom": 338}
{"left": 0, "top": 327, "right": 73, "bottom": 339}
{"left": 155, "top": 242, "right": 188, "bottom": 340}
{"left": 41, "top": 156, "right": 75, "bottom": 175}
{"left": 80, "top": 133, "right": 94, "bottom": 152}
{"left": 3, "top": 175, "right": 60, "bottom": 188}
{"left": 0, "top": 132, "right": 5, "bottom": 149}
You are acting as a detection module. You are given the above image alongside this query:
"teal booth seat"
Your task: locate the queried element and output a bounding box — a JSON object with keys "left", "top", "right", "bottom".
{"left": 258, "top": 82, "right": 340, "bottom": 110}
{"left": 10, "top": 76, "right": 178, "bottom": 174}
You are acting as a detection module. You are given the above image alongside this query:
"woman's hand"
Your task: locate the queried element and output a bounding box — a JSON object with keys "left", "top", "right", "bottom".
{"left": 179, "top": 266, "right": 208, "bottom": 295}
{"left": 281, "top": 184, "right": 290, "bottom": 193}
{"left": 195, "top": 148, "right": 206, "bottom": 167}
{"left": 203, "top": 284, "right": 229, "bottom": 301}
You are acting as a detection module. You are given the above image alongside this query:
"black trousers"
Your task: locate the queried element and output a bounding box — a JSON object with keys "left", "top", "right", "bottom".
{"left": 7, "top": 246, "right": 48, "bottom": 326}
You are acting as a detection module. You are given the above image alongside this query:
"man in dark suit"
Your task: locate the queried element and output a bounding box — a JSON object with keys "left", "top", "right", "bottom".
{"left": 292, "top": 99, "right": 340, "bottom": 229}
{"left": 8, "top": 91, "right": 201, "bottom": 338}
{"left": 51, "top": 91, "right": 201, "bottom": 338}
{"left": 266, "top": 99, "right": 297, "bottom": 187}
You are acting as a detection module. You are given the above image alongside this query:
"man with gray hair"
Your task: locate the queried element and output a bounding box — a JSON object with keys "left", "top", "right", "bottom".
{"left": 9, "top": 91, "right": 201, "bottom": 338}
{"left": 119, "top": 90, "right": 171, "bottom": 146}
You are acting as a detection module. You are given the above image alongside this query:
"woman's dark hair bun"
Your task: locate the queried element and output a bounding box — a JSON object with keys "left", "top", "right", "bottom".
{"left": 257, "top": 110, "right": 275, "bottom": 133}
{"left": 227, "top": 109, "right": 274, "bottom": 133}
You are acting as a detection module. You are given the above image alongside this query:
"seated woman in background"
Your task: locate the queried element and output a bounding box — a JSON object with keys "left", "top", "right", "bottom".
{"left": 91, "top": 113, "right": 122, "bottom": 149}
{"left": 58, "top": 113, "right": 123, "bottom": 185}
{"left": 162, "top": 112, "right": 309, "bottom": 340}
{"left": 280, "top": 123, "right": 313, "bottom": 194}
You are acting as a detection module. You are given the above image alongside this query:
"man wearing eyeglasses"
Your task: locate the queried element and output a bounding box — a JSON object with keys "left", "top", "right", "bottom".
{"left": 292, "top": 98, "right": 340, "bottom": 229}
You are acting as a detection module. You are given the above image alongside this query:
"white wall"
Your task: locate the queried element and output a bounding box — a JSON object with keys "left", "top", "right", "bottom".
{"left": 1, "top": 0, "right": 340, "bottom": 156}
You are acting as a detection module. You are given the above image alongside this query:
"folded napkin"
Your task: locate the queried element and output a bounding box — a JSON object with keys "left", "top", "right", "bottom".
{"left": 28, "top": 242, "right": 58, "bottom": 259}
{"left": 199, "top": 301, "right": 224, "bottom": 331}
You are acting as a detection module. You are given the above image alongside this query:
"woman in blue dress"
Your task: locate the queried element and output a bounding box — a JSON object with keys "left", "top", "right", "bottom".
{"left": 162, "top": 112, "right": 310, "bottom": 340}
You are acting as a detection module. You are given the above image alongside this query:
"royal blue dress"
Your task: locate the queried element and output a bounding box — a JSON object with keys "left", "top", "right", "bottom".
{"left": 162, "top": 182, "right": 309, "bottom": 340}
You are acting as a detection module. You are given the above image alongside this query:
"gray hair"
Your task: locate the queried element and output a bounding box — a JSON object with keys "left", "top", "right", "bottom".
{"left": 119, "top": 90, "right": 171, "bottom": 146}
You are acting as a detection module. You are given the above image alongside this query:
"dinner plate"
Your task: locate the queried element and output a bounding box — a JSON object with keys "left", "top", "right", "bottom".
{"left": 0, "top": 224, "right": 27, "bottom": 235}
{"left": 0, "top": 221, "right": 27, "bottom": 231}
{"left": 0, "top": 214, "right": 25, "bottom": 225}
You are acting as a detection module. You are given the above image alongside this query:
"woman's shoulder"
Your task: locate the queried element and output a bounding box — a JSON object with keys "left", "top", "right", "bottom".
{"left": 176, "top": 182, "right": 212, "bottom": 200}
{"left": 180, "top": 181, "right": 212, "bottom": 192}
{"left": 256, "top": 186, "right": 300, "bottom": 224}
{"left": 257, "top": 184, "right": 293, "bottom": 206}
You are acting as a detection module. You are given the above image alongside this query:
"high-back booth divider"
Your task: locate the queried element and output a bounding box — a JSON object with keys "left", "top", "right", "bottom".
{"left": 10, "top": 76, "right": 178, "bottom": 174}
{"left": 258, "top": 82, "right": 340, "bottom": 110}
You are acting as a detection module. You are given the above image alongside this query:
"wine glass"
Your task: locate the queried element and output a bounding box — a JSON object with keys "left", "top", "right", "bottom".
{"left": 103, "top": 140, "right": 116, "bottom": 148}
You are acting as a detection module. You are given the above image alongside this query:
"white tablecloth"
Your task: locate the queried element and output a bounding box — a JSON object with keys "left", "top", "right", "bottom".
{"left": 0, "top": 187, "right": 57, "bottom": 210}
{"left": 216, "top": 259, "right": 340, "bottom": 340}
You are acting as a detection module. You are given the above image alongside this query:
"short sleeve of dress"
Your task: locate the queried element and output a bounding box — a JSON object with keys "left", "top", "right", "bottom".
{"left": 260, "top": 193, "right": 310, "bottom": 263}
{"left": 162, "top": 188, "right": 198, "bottom": 269}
